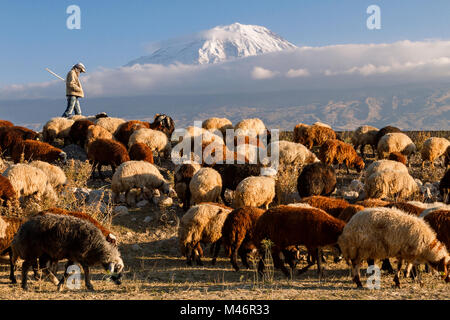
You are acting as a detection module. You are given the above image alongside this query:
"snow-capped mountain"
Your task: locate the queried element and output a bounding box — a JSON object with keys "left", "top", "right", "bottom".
{"left": 126, "top": 22, "right": 297, "bottom": 66}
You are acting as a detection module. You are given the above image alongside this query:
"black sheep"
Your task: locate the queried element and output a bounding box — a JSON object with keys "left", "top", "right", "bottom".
{"left": 297, "top": 162, "right": 336, "bottom": 197}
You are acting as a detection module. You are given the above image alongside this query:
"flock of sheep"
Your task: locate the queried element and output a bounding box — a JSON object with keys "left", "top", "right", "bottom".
{"left": 0, "top": 113, "right": 449, "bottom": 292}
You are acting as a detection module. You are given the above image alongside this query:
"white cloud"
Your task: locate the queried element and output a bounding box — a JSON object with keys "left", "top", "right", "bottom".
{"left": 3, "top": 40, "right": 450, "bottom": 100}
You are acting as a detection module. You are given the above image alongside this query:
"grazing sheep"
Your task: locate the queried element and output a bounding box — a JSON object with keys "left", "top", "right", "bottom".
{"left": 338, "top": 207, "right": 450, "bottom": 288}
{"left": 2, "top": 164, "right": 57, "bottom": 203}
{"left": 174, "top": 163, "right": 202, "bottom": 210}
{"left": 385, "top": 201, "right": 425, "bottom": 216}
{"left": 0, "top": 176, "right": 17, "bottom": 207}
{"left": 42, "top": 117, "right": 74, "bottom": 144}
{"left": 201, "top": 140, "right": 250, "bottom": 166}
{"left": 364, "top": 170, "right": 419, "bottom": 200}
{"left": 11, "top": 140, "right": 67, "bottom": 164}
{"left": 128, "top": 142, "right": 154, "bottom": 164}
{"left": 29, "top": 160, "right": 67, "bottom": 189}
{"left": 178, "top": 203, "right": 233, "bottom": 265}
{"left": 234, "top": 118, "right": 266, "bottom": 136}
{"left": 150, "top": 114, "right": 175, "bottom": 138}
{"left": 0, "top": 216, "right": 25, "bottom": 283}
{"left": 377, "top": 132, "right": 416, "bottom": 161}
{"left": 202, "top": 117, "right": 233, "bottom": 137}
{"left": 0, "top": 120, "right": 13, "bottom": 128}
{"left": 39, "top": 207, "right": 117, "bottom": 244}
{"left": 300, "top": 195, "right": 350, "bottom": 218}
{"left": 293, "top": 124, "right": 337, "bottom": 149}
{"left": 422, "top": 210, "right": 450, "bottom": 253}
{"left": 421, "top": 137, "right": 450, "bottom": 168}
{"left": 85, "top": 124, "right": 114, "bottom": 152}
{"left": 351, "top": 125, "right": 379, "bottom": 158}
{"left": 355, "top": 198, "right": 391, "bottom": 207}
{"left": 318, "top": 139, "right": 365, "bottom": 173}
{"left": 271, "top": 140, "right": 319, "bottom": 167}
{"left": 111, "top": 160, "right": 174, "bottom": 203}
{"left": 388, "top": 152, "right": 407, "bottom": 165}
{"left": 234, "top": 175, "right": 276, "bottom": 209}
{"left": 95, "top": 117, "right": 126, "bottom": 136}
{"left": 439, "top": 169, "right": 450, "bottom": 203}
{"left": 189, "top": 167, "right": 223, "bottom": 206}
{"left": 0, "top": 126, "right": 38, "bottom": 155}
{"left": 254, "top": 205, "right": 346, "bottom": 277}
{"left": 87, "top": 139, "right": 130, "bottom": 179}
{"left": 128, "top": 128, "right": 171, "bottom": 158}
{"left": 297, "top": 162, "right": 336, "bottom": 197}
{"left": 364, "top": 159, "right": 409, "bottom": 183}
{"left": 221, "top": 207, "right": 266, "bottom": 271}
{"left": 68, "top": 119, "right": 95, "bottom": 146}
{"left": 337, "top": 204, "right": 365, "bottom": 223}
{"left": 115, "top": 120, "right": 150, "bottom": 146}
{"left": 374, "top": 126, "right": 402, "bottom": 148}
{"left": 11, "top": 213, "right": 124, "bottom": 291}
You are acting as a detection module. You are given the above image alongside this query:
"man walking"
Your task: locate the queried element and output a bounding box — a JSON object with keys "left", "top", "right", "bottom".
{"left": 62, "top": 63, "right": 86, "bottom": 118}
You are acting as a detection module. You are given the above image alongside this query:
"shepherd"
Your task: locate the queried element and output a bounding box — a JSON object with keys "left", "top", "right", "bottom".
{"left": 62, "top": 62, "right": 86, "bottom": 118}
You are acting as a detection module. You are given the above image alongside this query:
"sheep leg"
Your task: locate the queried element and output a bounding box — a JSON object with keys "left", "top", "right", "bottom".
{"left": 8, "top": 249, "right": 17, "bottom": 284}
{"left": 194, "top": 243, "right": 203, "bottom": 266}
{"left": 381, "top": 258, "right": 394, "bottom": 274}
{"left": 185, "top": 246, "right": 193, "bottom": 266}
{"left": 351, "top": 259, "right": 363, "bottom": 288}
{"left": 272, "top": 246, "right": 290, "bottom": 278}
{"left": 393, "top": 260, "right": 403, "bottom": 288}
{"left": 211, "top": 239, "right": 222, "bottom": 265}
{"left": 238, "top": 247, "right": 251, "bottom": 270}
{"left": 257, "top": 249, "right": 266, "bottom": 277}
{"left": 81, "top": 264, "right": 94, "bottom": 291}
{"left": 57, "top": 261, "right": 73, "bottom": 291}
{"left": 231, "top": 247, "right": 240, "bottom": 271}
{"left": 97, "top": 164, "right": 104, "bottom": 180}
{"left": 21, "top": 260, "right": 32, "bottom": 290}
{"left": 298, "top": 247, "right": 316, "bottom": 275}
{"left": 316, "top": 248, "right": 324, "bottom": 279}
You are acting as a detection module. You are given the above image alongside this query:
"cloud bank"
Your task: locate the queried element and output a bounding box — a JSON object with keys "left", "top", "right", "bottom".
{"left": 2, "top": 40, "right": 450, "bottom": 100}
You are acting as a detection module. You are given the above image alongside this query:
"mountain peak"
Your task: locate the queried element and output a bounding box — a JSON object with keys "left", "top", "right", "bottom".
{"left": 126, "top": 23, "right": 297, "bottom": 66}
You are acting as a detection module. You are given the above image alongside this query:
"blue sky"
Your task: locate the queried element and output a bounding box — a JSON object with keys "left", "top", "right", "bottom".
{"left": 1, "top": 0, "right": 450, "bottom": 85}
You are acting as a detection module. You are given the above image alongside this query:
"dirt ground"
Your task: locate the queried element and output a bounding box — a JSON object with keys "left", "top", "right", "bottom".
{"left": 0, "top": 134, "right": 448, "bottom": 300}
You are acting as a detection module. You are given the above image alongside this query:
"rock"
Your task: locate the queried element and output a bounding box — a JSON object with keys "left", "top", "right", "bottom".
{"left": 158, "top": 195, "right": 173, "bottom": 207}
{"left": 131, "top": 217, "right": 136, "bottom": 222}
{"left": 88, "top": 190, "right": 112, "bottom": 204}
{"left": 342, "top": 190, "right": 359, "bottom": 200}
{"left": 143, "top": 216, "right": 152, "bottom": 223}
{"left": 62, "top": 144, "right": 87, "bottom": 161}
{"left": 349, "top": 180, "right": 364, "bottom": 193}
{"left": 113, "top": 205, "right": 128, "bottom": 215}
{"left": 137, "top": 200, "right": 149, "bottom": 208}
{"left": 131, "top": 244, "right": 141, "bottom": 251}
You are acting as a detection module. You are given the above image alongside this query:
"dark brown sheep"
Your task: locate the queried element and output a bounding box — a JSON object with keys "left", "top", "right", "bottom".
{"left": 423, "top": 210, "right": 450, "bottom": 253}
{"left": 0, "top": 176, "right": 17, "bottom": 207}
{"left": 87, "top": 139, "right": 130, "bottom": 179}
{"left": 440, "top": 169, "right": 450, "bottom": 203}
{"left": 388, "top": 152, "right": 407, "bottom": 165}
{"left": 300, "top": 195, "right": 350, "bottom": 218}
{"left": 0, "top": 120, "right": 13, "bottom": 128}
{"left": 253, "top": 205, "right": 346, "bottom": 277}
{"left": 0, "top": 126, "right": 38, "bottom": 155}
{"left": 129, "top": 142, "right": 154, "bottom": 164}
{"left": 444, "top": 146, "right": 450, "bottom": 168}
{"left": 385, "top": 201, "right": 425, "bottom": 216}
{"left": 294, "top": 124, "right": 336, "bottom": 149}
{"left": 11, "top": 140, "right": 66, "bottom": 164}
{"left": 319, "top": 139, "right": 365, "bottom": 173}
{"left": 337, "top": 204, "right": 365, "bottom": 223}
{"left": 174, "top": 163, "right": 201, "bottom": 211}
{"left": 115, "top": 120, "right": 150, "bottom": 146}
{"left": 0, "top": 216, "right": 25, "bottom": 284}
{"left": 374, "top": 126, "right": 402, "bottom": 149}
{"left": 68, "top": 119, "right": 95, "bottom": 146}
{"left": 297, "top": 162, "right": 336, "bottom": 197}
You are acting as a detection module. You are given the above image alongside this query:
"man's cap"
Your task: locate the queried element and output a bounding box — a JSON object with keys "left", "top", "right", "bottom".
{"left": 74, "top": 62, "right": 86, "bottom": 73}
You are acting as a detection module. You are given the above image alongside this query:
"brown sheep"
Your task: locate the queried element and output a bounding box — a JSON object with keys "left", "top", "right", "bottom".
{"left": 68, "top": 119, "right": 95, "bottom": 146}
{"left": 11, "top": 140, "right": 67, "bottom": 164}
{"left": 0, "top": 126, "right": 38, "bottom": 155}
{"left": 254, "top": 205, "right": 346, "bottom": 277}
{"left": 115, "top": 120, "right": 150, "bottom": 146}
{"left": 444, "top": 146, "right": 450, "bottom": 168}
{"left": 174, "top": 163, "right": 202, "bottom": 211}
{"left": 0, "top": 176, "right": 17, "bottom": 207}
{"left": 356, "top": 198, "right": 391, "bottom": 207}
{"left": 319, "top": 139, "right": 365, "bottom": 173}
{"left": 128, "top": 142, "right": 154, "bottom": 164}
{"left": 385, "top": 201, "right": 425, "bottom": 216}
{"left": 0, "top": 216, "right": 25, "bottom": 283}
{"left": 87, "top": 139, "right": 130, "bottom": 179}
{"left": 423, "top": 210, "right": 450, "bottom": 253}
{"left": 388, "top": 151, "right": 407, "bottom": 165}
{"left": 337, "top": 204, "right": 365, "bottom": 223}
{"left": 300, "top": 195, "right": 350, "bottom": 218}
{"left": 294, "top": 125, "right": 337, "bottom": 149}
{"left": 297, "top": 162, "right": 336, "bottom": 197}
{"left": 440, "top": 169, "right": 450, "bottom": 203}
{"left": 0, "top": 120, "right": 13, "bottom": 128}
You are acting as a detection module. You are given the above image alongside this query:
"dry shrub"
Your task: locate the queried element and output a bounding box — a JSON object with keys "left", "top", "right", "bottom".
{"left": 63, "top": 159, "right": 93, "bottom": 188}
{"left": 411, "top": 131, "right": 431, "bottom": 152}
{"left": 275, "top": 164, "right": 300, "bottom": 204}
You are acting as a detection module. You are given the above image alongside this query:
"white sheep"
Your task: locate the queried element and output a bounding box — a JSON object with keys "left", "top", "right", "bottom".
{"left": 178, "top": 202, "right": 233, "bottom": 265}
{"left": 111, "top": 160, "right": 175, "bottom": 203}
{"left": 234, "top": 175, "right": 276, "bottom": 209}
{"left": 2, "top": 164, "right": 57, "bottom": 203}
{"left": 420, "top": 137, "right": 450, "bottom": 168}
{"left": 128, "top": 128, "right": 171, "bottom": 157}
{"left": 95, "top": 117, "right": 126, "bottom": 136}
{"left": 377, "top": 132, "right": 416, "bottom": 160}
{"left": 312, "top": 121, "right": 332, "bottom": 128}
{"left": 234, "top": 118, "right": 266, "bottom": 137}
{"left": 364, "top": 159, "right": 409, "bottom": 183}
{"left": 189, "top": 167, "right": 222, "bottom": 205}
{"left": 270, "top": 140, "right": 319, "bottom": 167}
{"left": 338, "top": 207, "right": 450, "bottom": 288}
{"left": 42, "top": 117, "right": 74, "bottom": 144}
{"left": 351, "top": 125, "right": 379, "bottom": 158}
{"left": 364, "top": 170, "right": 419, "bottom": 200}
{"left": 202, "top": 117, "right": 233, "bottom": 137}
{"left": 28, "top": 161, "right": 67, "bottom": 189}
